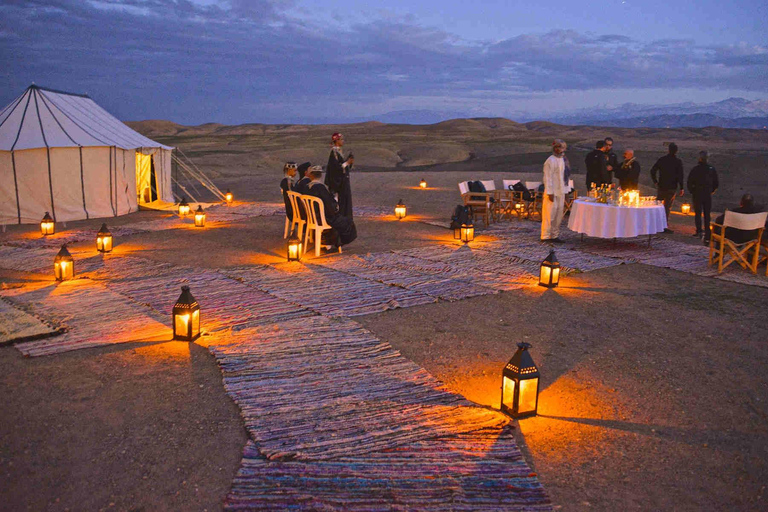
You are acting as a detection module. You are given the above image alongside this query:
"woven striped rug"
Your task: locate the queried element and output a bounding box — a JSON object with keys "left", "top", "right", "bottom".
{"left": 477, "top": 241, "right": 624, "bottom": 273}
{"left": 0, "top": 245, "right": 106, "bottom": 275}
{"left": 226, "top": 430, "right": 551, "bottom": 511}
{"left": 0, "top": 296, "right": 60, "bottom": 345}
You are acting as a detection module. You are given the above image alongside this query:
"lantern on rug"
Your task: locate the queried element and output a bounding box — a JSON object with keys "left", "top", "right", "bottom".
{"left": 40, "top": 212, "right": 55, "bottom": 236}
{"left": 96, "top": 223, "right": 113, "bottom": 253}
{"left": 54, "top": 245, "right": 74, "bottom": 281}
{"left": 515, "top": 202, "right": 525, "bottom": 215}
{"left": 194, "top": 205, "right": 206, "bottom": 227}
{"left": 500, "top": 342, "right": 540, "bottom": 418}
{"left": 419, "top": 179, "right": 427, "bottom": 189}
{"left": 460, "top": 223, "right": 474, "bottom": 243}
{"left": 225, "top": 189, "right": 233, "bottom": 204}
{"left": 394, "top": 199, "right": 407, "bottom": 220}
{"left": 287, "top": 234, "right": 303, "bottom": 262}
{"left": 178, "top": 197, "right": 190, "bottom": 216}
{"left": 539, "top": 250, "right": 560, "bottom": 288}
{"left": 172, "top": 285, "right": 200, "bottom": 341}
{"left": 681, "top": 203, "right": 691, "bottom": 215}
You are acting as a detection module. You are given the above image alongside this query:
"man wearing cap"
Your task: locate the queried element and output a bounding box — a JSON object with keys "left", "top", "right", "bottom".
{"left": 650, "top": 142, "right": 685, "bottom": 232}
{"left": 686, "top": 150, "right": 719, "bottom": 242}
{"left": 280, "top": 162, "right": 298, "bottom": 221}
{"left": 307, "top": 166, "right": 357, "bottom": 249}
{"left": 326, "top": 133, "right": 355, "bottom": 218}
{"left": 541, "top": 140, "right": 569, "bottom": 243}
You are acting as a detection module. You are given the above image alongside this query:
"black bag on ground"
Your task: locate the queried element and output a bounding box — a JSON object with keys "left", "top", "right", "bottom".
{"left": 450, "top": 204, "right": 473, "bottom": 229}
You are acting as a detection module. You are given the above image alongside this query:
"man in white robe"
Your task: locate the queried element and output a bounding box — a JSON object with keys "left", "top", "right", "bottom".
{"left": 541, "top": 139, "right": 568, "bottom": 243}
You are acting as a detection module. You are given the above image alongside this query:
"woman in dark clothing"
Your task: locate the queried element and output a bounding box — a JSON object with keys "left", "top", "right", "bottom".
{"left": 280, "top": 162, "right": 297, "bottom": 220}
{"left": 325, "top": 132, "right": 355, "bottom": 218}
{"left": 616, "top": 149, "right": 641, "bottom": 190}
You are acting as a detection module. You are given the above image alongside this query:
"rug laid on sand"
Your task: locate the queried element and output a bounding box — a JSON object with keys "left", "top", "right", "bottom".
{"left": 226, "top": 430, "right": 551, "bottom": 511}
{"left": 0, "top": 296, "right": 61, "bottom": 345}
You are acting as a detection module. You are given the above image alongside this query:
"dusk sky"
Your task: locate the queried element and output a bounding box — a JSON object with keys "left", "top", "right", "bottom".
{"left": 1, "top": 0, "right": 767, "bottom": 125}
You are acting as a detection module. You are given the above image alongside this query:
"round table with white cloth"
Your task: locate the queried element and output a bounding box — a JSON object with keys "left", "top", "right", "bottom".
{"left": 567, "top": 199, "right": 667, "bottom": 238}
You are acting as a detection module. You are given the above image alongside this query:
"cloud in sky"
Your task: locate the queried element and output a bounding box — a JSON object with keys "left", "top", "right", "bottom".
{"left": 1, "top": 0, "right": 766, "bottom": 124}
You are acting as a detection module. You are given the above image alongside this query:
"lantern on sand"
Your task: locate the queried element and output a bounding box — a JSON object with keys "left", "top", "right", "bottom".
{"left": 172, "top": 285, "right": 200, "bottom": 341}
{"left": 460, "top": 223, "right": 474, "bottom": 243}
{"left": 500, "top": 342, "right": 540, "bottom": 418}
{"left": 194, "top": 205, "right": 206, "bottom": 227}
{"left": 178, "top": 197, "right": 190, "bottom": 216}
{"left": 287, "top": 233, "right": 303, "bottom": 262}
{"left": 96, "top": 223, "right": 113, "bottom": 253}
{"left": 681, "top": 203, "right": 691, "bottom": 215}
{"left": 54, "top": 245, "right": 74, "bottom": 281}
{"left": 40, "top": 212, "right": 55, "bottom": 236}
{"left": 419, "top": 179, "right": 427, "bottom": 189}
{"left": 225, "top": 189, "right": 233, "bottom": 204}
{"left": 539, "top": 250, "right": 560, "bottom": 288}
{"left": 395, "top": 199, "right": 407, "bottom": 220}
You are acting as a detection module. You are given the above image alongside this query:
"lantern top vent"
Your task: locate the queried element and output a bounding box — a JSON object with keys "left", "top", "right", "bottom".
{"left": 174, "top": 285, "right": 199, "bottom": 309}
{"left": 97, "top": 223, "right": 111, "bottom": 236}
{"left": 54, "top": 244, "right": 72, "bottom": 260}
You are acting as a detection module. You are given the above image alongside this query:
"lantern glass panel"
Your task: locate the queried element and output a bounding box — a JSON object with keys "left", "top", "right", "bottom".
{"left": 287, "top": 240, "right": 302, "bottom": 261}
{"left": 395, "top": 206, "right": 406, "bottom": 219}
{"left": 540, "top": 265, "right": 552, "bottom": 285}
{"left": 501, "top": 376, "right": 516, "bottom": 410}
{"left": 97, "top": 236, "right": 113, "bottom": 252}
{"left": 191, "top": 309, "right": 200, "bottom": 339}
{"left": 194, "top": 213, "right": 205, "bottom": 227}
{"left": 461, "top": 225, "right": 474, "bottom": 243}
{"left": 41, "top": 221, "right": 54, "bottom": 235}
{"left": 175, "top": 312, "right": 190, "bottom": 337}
{"left": 55, "top": 260, "right": 74, "bottom": 281}
{"left": 518, "top": 377, "right": 539, "bottom": 414}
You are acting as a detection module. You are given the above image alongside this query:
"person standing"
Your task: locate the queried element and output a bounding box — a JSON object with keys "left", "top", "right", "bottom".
{"left": 686, "top": 150, "right": 719, "bottom": 242}
{"left": 325, "top": 132, "right": 355, "bottom": 218}
{"left": 615, "top": 149, "right": 641, "bottom": 190}
{"left": 585, "top": 140, "right": 609, "bottom": 189}
{"left": 541, "top": 139, "right": 568, "bottom": 243}
{"left": 604, "top": 137, "right": 619, "bottom": 184}
{"left": 650, "top": 142, "right": 684, "bottom": 232}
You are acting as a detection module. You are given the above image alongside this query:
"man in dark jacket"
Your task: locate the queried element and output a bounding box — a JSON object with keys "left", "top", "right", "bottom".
{"left": 686, "top": 151, "right": 719, "bottom": 241}
{"left": 585, "top": 140, "right": 609, "bottom": 189}
{"left": 615, "top": 149, "right": 641, "bottom": 190}
{"left": 650, "top": 142, "right": 684, "bottom": 232}
{"left": 604, "top": 137, "right": 619, "bottom": 184}
{"left": 307, "top": 167, "right": 357, "bottom": 248}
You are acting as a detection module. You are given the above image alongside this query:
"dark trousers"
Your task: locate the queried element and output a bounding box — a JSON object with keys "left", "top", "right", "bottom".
{"left": 656, "top": 188, "right": 677, "bottom": 220}
{"left": 693, "top": 192, "right": 712, "bottom": 237}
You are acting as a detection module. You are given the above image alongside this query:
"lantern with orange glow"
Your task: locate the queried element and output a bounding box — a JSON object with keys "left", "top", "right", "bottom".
{"left": 96, "top": 223, "right": 113, "bottom": 253}
{"left": 460, "top": 223, "right": 474, "bottom": 243}
{"left": 54, "top": 245, "right": 75, "bottom": 281}
{"left": 394, "top": 199, "right": 407, "bottom": 220}
{"left": 287, "top": 234, "right": 303, "bottom": 261}
{"left": 178, "top": 197, "right": 190, "bottom": 216}
{"left": 40, "top": 212, "right": 55, "bottom": 236}
{"left": 681, "top": 203, "right": 691, "bottom": 215}
{"left": 538, "top": 250, "right": 560, "bottom": 288}
{"left": 172, "top": 285, "right": 200, "bottom": 341}
{"left": 194, "top": 205, "right": 206, "bottom": 227}
{"left": 225, "top": 189, "right": 234, "bottom": 204}
{"left": 500, "top": 342, "right": 540, "bottom": 418}
{"left": 419, "top": 179, "right": 427, "bottom": 189}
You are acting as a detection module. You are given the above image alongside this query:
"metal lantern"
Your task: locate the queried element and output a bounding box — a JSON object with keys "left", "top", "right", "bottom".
{"left": 460, "top": 223, "right": 474, "bottom": 243}
{"left": 225, "top": 189, "right": 234, "bottom": 204}
{"left": 681, "top": 203, "right": 691, "bottom": 215}
{"left": 287, "top": 234, "right": 303, "bottom": 261}
{"left": 419, "top": 179, "right": 427, "bottom": 189}
{"left": 194, "top": 205, "right": 206, "bottom": 227}
{"left": 172, "top": 285, "right": 201, "bottom": 342}
{"left": 40, "top": 212, "right": 55, "bottom": 236}
{"left": 500, "top": 342, "right": 540, "bottom": 418}
{"left": 394, "top": 199, "right": 407, "bottom": 220}
{"left": 96, "top": 223, "right": 113, "bottom": 253}
{"left": 178, "top": 197, "right": 190, "bottom": 216}
{"left": 539, "top": 250, "right": 560, "bottom": 288}
{"left": 53, "top": 245, "right": 74, "bottom": 281}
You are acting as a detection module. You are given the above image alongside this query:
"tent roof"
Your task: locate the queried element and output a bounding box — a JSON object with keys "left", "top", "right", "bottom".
{"left": 0, "top": 85, "right": 172, "bottom": 151}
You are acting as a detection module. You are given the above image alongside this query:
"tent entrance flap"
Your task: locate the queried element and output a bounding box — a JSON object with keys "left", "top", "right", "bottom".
{"left": 135, "top": 152, "right": 157, "bottom": 204}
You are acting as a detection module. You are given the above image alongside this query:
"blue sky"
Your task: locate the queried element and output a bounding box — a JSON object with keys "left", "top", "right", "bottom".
{"left": 1, "top": 0, "right": 766, "bottom": 124}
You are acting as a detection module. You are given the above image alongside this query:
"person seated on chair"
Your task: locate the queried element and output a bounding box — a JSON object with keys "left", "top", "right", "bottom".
{"left": 306, "top": 166, "right": 357, "bottom": 248}
{"left": 293, "top": 164, "right": 313, "bottom": 195}
{"left": 297, "top": 161, "right": 312, "bottom": 180}
{"left": 280, "top": 162, "right": 298, "bottom": 220}
{"left": 713, "top": 194, "right": 763, "bottom": 244}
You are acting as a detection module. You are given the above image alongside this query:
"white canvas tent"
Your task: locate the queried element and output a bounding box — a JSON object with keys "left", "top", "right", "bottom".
{"left": 0, "top": 85, "right": 174, "bottom": 225}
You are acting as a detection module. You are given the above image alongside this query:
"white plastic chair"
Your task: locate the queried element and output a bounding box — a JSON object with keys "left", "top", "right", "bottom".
{"left": 301, "top": 195, "right": 339, "bottom": 257}
{"left": 286, "top": 190, "right": 305, "bottom": 240}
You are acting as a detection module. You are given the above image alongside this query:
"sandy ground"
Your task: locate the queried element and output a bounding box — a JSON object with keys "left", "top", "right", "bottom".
{"left": 2, "top": 170, "right": 766, "bottom": 511}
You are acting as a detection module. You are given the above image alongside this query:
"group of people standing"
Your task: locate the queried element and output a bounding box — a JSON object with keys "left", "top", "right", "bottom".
{"left": 280, "top": 133, "right": 357, "bottom": 250}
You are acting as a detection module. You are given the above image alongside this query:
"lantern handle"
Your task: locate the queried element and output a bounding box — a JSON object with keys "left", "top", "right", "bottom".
{"left": 517, "top": 342, "right": 532, "bottom": 350}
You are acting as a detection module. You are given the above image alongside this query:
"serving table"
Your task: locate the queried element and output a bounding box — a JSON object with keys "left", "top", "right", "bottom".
{"left": 568, "top": 198, "right": 667, "bottom": 242}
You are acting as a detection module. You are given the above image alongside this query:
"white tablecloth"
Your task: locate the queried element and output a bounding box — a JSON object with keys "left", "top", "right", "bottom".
{"left": 568, "top": 199, "right": 667, "bottom": 238}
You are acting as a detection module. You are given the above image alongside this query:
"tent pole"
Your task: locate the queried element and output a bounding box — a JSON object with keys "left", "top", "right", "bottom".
{"left": 79, "top": 146, "right": 89, "bottom": 219}
{"left": 11, "top": 151, "right": 21, "bottom": 224}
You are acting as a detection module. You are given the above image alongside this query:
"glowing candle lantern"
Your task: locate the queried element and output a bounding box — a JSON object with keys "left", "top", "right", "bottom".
{"left": 178, "top": 197, "right": 190, "bottom": 216}
{"left": 225, "top": 189, "right": 234, "bottom": 204}
{"left": 394, "top": 199, "right": 407, "bottom": 220}
{"left": 96, "top": 223, "right": 113, "bottom": 253}
{"left": 419, "top": 179, "right": 427, "bottom": 189}
{"left": 287, "top": 233, "right": 303, "bottom": 262}
{"left": 460, "top": 223, "right": 474, "bottom": 243}
{"left": 500, "top": 342, "right": 540, "bottom": 418}
{"left": 53, "top": 245, "right": 74, "bottom": 281}
{"left": 172, "top": 285, "right": 201, "bottom": 342}
{"left": 194, "top": 205, "right": 206, "bottom": 227}
{"left": 539, "top": 250, "right": 561, "bottom": 288}
{"left": 681, "top": 203, "right": 691, "bottom": 215}
{"left": 40, "top": 212, "right": 55, "bottom": 236}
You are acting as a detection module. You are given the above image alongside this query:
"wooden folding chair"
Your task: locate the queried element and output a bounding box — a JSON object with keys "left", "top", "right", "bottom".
{"left": 564, "top": 179, "right": 578, "bottom": 215}
{"left": 480, "top": 180, "right": 498, "bottom": 223}
{"left": 524, "top": 181, "right": 543, "bottom": 221}
{"left": 502, "top": 179, "right": 526, "bottom": 219}
{"left": 759, "top": 237, "right": 768, "bottom": 276}
{"left": 301, "top": 195, "right": 341, "bottom": 257}
{"left": 286, "top": 190, "right": 306, "bottom": 240}
{"left": 709, "top": 211, "right": 767, "bottom": 274}
{"left": 458, "top": 181, "right": 492, "bottom": 227}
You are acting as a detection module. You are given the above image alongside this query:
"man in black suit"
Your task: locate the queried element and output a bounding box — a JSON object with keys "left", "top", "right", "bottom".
{"left": 650, "top": 142, "right": 685, "bottom": 232}
{"left": 604, "top": 137, "right": 619, "bottom": 184}
{"left": 585, "top": 140, "right": 609, "bottom": 189}
{"left": 686, "top": 151, "right": 719, "bottom": 242}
